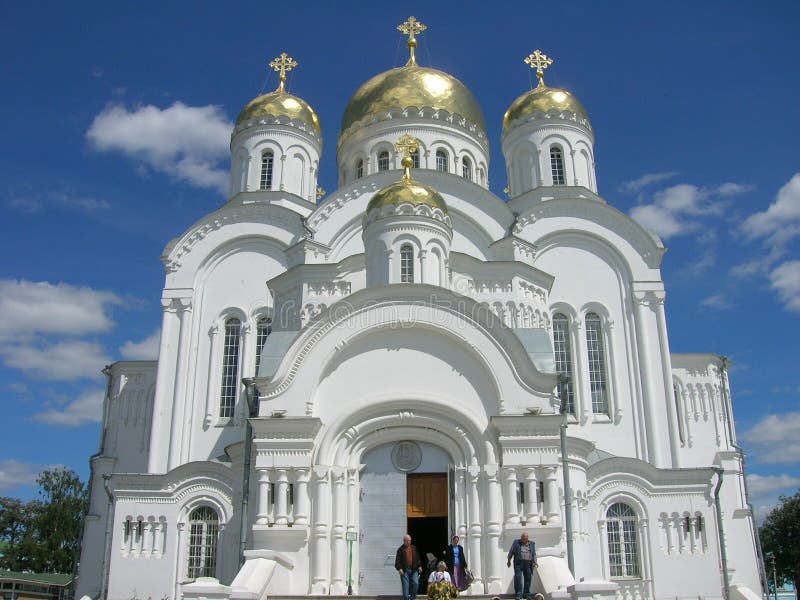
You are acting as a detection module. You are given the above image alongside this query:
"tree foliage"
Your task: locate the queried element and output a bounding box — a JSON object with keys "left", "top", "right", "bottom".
{"left": 0, "top": 467, "right": 87, "bottom": 573}
{"left": 760, "top": 489, "right": 800, "bottom": 591}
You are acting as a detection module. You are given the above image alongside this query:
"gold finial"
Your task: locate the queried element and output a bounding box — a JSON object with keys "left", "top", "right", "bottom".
{"left": 524, "top": 49, "right": 553, "bottom": 88}
{"left": 397, "top": 16, "right": 427, "bottom": 66}
{"left": 394, "top": 134, "right": 420, "bottom": 183}
{"left": 316, "top": 186, "right": 326, "bottom": 200}
{"left": 269, "top": 52, "right": 298, "bottom": 93}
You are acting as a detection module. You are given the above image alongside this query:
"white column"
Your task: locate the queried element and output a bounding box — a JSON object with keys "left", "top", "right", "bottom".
{"left": 502, "top": 467, "right": 520, "bottom": 526}
{"left": 544, "top": 467, "right": 560, "bottom": 525}
{"left": 168, "top": 297, "right": 192, "bottom": 470}
{"left": 331, "top": 467, "right": 347, "bottom": 593}
{"left": 466, "top": 465, "right": 483, "bottom": 589}
{"left": 294, "top": 468, "right": 310, "bottom": 526}
{"left": 148, "top": 299, "right": 181, "bottom": 473}
{"left": 598, "top": 519, "right": 609, "bottom": 578}
{"left": 484, "top": 465, "right": 503, "bottom": 593}
{"left": 634, "top": 292, "right": 665, "bottom": 467}
{"left": 236, "top": 322, "right": 252, "bottom": 425}
{"left": 202, "top": 324, "right": 219, "bottom": 429}
{"left": 311, "top": 466, "right": 330, "bottom": 594}
{"left": 418, "top": 249, "right": 426, "bottom": 284}
{"left": 152, "top": 518, "right": 162, "bottom": 556}
{"left": 455, "top": 468, "right": 467, "bottom": 538}
{"left": 653, "top": 293, "right": 681, "bottom": 466}
{"left": 274, "top": 468, "right": 289, "bottom": 525}
{"left": 523, "top": 468, "right": 538, "bottom": 524}
{"left": 256, "top": 469, "right": 271, "bottom": 525}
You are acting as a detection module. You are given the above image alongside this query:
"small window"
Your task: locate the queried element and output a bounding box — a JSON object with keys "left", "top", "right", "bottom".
{"left": 411, "top": 149, "right": 420, "bottom": 169}
{"left": 674, "top": 384, "right": 685, "bottom": 444}
{"left": 435, "top": 149, "right": 449, "bottom": 173}
{"left": 219, "top": 317, "right": 242, "bottom": 419}
{"left": 254, "top": 316, "right": 272, "bottom": 376}
{"left": 378, "top": 151, "right": 390, "bottom": 172}
{"left": 461, "top": 157, "right": 472, "bottom": 181}
{"left": 553, "top": 313, "right": 575, "bottom": 414}
{"left": 260, "top": 151, "right": 274, "bottom": 190}
{"left": 356, "top": 159, "right": 364, "bottom": 179}
{"left": 400, "top": 244, "right": 414, "bottom": 283}
{"left": 585, "top": 313, "right": 608, "bottom": 415}
{"left": 550, "top": 146, "right": 565, "bottom": 185}
{"left": 186, "top": 507, "right": 219, "bottom": 579}
{"left": 606, "top": 503, "right": 640, "bottom": 578}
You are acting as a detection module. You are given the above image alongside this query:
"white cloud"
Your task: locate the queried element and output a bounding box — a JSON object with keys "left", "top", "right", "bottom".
{"left": 0, "top": 459, "right": 47, "bottom": 490}
{"left": 33, "top": 389, "right": 105, "bottom": 427}
{"left": 740, "top": 173, "right": 800, "bottom": 243}
{"left": 119, "top": 329, "right": 161, "bottom": 360}
{"left": 0, "top": 279, "right": 121, "bottom": 341}
{"left": 747, "top": 473, "right": 800, "bottom": 496}
{"left": 629, "top": 183, "right": 746, "bottom": 239}
{"left": 701, "top": 293, "right": 734, "bottom": 310}
{"left": 0, "top": 340, "right": 110, "bottom": 381}
{"left": 87, "top": 102, "right": 232, "bottom": 193}
{"left": 742, "top": 412, "right": 800, "bottom": 464}
{"left": 769, "top": 260, "right": 800, "bottom": 313}
{"left": 619, "top": 171, "right": 678, "bottom": 194}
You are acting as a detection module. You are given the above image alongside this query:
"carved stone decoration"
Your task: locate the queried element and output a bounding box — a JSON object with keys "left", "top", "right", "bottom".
{"left": 391, "top": 440, "right": 422, "bottom": 472}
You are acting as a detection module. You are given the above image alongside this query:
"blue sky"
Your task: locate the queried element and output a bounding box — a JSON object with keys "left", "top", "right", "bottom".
{"left": 1, "top": 2, "right": 798, "bottom": 519}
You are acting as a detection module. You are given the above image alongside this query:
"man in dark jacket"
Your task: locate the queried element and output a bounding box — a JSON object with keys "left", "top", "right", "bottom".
{"left": 507, "top": 531, "right": 537, "bottom": 600}
{"left": 395, "top": 534, "right": 423, "bottom": 600}
{"left": 444, "top": 535, "right": 469, "bottom": 590}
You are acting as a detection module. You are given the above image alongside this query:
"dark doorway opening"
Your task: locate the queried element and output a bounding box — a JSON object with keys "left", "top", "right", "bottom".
{"left": 408, "top": 515, "right": 449, "bottom": 593}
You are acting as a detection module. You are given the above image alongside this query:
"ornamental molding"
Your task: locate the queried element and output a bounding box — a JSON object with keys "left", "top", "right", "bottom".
{"left": 307, "top": 182, "right": 382, "bottom": 230}
{"left": 364, "top": 202, "right": 452, "bottom": 228}
{"left": 307, "top": 281, "right": 352, "bottom": 297}
{"left": 232, "top": 114, "right": 322, "bottom": 143}
{"left": 367, "top": 221, "right": 453, "bottom": 239}
{"left": 161, "top": 205, "right": 299, "bottom": 273}
{"left": 338, "top": 106, "right": 488, "bottom": 151}
{"left": 502, "top": 109, "right": 593, "bottom": 136}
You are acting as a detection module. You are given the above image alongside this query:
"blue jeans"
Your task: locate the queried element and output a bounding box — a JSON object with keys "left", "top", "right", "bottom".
{"left": 513, "top": 561, "right": 533, "bottom": 599}
{"left": 400, "top": 569, "right": 419, "bottom": 600}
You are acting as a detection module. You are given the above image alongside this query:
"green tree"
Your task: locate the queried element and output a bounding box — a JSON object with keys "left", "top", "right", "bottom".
{"left": 760, "top": 490, "right": 800, "bottom": 591}
{"left": 0, "top": 468, "right": 87, "bottom": 573}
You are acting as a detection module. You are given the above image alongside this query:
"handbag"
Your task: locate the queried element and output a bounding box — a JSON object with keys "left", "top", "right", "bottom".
{"left": 464, "top": 570, "right": 474, "bottom": 584}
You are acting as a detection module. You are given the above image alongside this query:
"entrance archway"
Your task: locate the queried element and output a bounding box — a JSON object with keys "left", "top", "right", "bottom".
{"left": 359, "top": 441, "right": 451, "bottom": 595}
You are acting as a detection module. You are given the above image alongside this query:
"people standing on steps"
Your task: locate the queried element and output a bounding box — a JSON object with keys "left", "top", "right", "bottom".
{"left": 507, "top": 530, "right": 537, "bottom": 600}
{"left": 444, "top": 535, "right": 469, "bottom": 591}
{"left": 396, "top": 533, "right": 424, "bottom": 600}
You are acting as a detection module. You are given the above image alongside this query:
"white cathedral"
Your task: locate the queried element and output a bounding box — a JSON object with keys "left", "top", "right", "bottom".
{"left": 76, "top": 18, "right": 764, "bottom": 600}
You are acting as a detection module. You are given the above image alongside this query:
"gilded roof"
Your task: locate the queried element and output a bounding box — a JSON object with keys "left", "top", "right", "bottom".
{"left": 236, "top": 90, "right": 321, "bottom": 132}
{"left": 503, "top": 86, "right": 588, "bottom": 129}
{"left": 366, "top": 179, "right": 448, "bottom": 214}
{"left": 341, "top": 64, "right": 486, "bottom": 135}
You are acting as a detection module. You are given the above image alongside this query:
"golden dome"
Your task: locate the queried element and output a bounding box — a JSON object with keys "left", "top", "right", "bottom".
{"left": 341, "top": 64, "right": 486, "bottom": 136}
{"left": 236, "top": 90, "right": 321, "bottom": 132}
{"left": 367, "top": 178, "right": 448, "bottom": 214}
{"left": 503, "top": 86, "right": 588, "bottom": 129}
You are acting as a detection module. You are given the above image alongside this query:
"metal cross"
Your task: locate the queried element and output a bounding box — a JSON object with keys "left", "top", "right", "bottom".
{"left": 269, "top": 52, "right": 298, "bottom": 91}
{"left": 394, "top": 133, "right": 420, "bottom": 159}
{"left": 524, "top": 49, "right": 553, "bottom": 87}
{"left": 397, "top": 16, "right": 427, "bottom": 64}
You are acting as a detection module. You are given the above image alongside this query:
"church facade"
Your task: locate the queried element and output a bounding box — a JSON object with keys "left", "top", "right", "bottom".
{"left": 76, "top": 19, "right": 764, "bottom": 600}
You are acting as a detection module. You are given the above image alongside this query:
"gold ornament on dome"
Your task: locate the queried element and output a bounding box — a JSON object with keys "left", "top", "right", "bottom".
{"left": 394, "top": 133, "right": 419, "bottom": 182}
{"left": 269, "top": 52, "right": 298, "bottom": 92}
{"left": 524, "top": 49, "right": 553, "bottom": 88}
{"left": 397, "top": 16, "right": 427, "bottom": 65}
{"left": 316, "top": 186, "right": 326, "bottom": 200}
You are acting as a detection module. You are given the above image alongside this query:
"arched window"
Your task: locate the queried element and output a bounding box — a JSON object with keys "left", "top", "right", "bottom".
{"left": 550, "top": 145, "right": 565, "bottom": 185}
{"left": 219, "top": 317, "right": 242, "bottom": 419}
{"left": 411, "top": 149, "right": 420, "bottom": 169}
{"left": 254, "top": 316, "right": 272, "bottom": 376}
{"left": 435, "top": 149, "right": 449, "bottom": 173}
{"left": 355, "top": 159, "right": 364, "bottom": 179}
{"left": 378, "top": 151, "right": 390, "bottom": 172}
{"left": 260, "top": 151, "right": 274, "bottom": 190}
{"left": 552, "top": 313, "right": 574, "bottom": 414}
{"left": 400, "top": 244, "right": 414, "bottom": 283}
{"left": 186, "top": 506, "right": 219, "bottom": 579}
{"left": 461, "top": 156, "right": 472, "bottom": 181}
{"left": 585, "top": 312, "right": 608, "bottom": 415}
{"left": 606, "top": 503, "right": 640, "bottom": 578}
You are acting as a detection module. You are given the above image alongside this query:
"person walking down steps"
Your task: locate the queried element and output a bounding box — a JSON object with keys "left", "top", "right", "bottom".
{"left": 396, "top": 534, "right": 424, "bottom": 600}
{"left": 507, "top": 531, "right": 537, "bottom": 600}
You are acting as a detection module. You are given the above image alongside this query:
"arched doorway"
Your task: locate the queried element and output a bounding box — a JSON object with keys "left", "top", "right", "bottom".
{"left": 359, "top": 441, "right": 452, "bottom": 595}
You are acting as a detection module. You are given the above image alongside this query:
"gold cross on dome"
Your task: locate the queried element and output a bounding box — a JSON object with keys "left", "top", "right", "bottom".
{"left": 524, "top": 49, "right": 553, "bottom": 88}
{"left": 394, "top": 134, "right": 420, "bottom": 182}
{"left": 397, "top": 16, "right": 427, "bottom": 65}
{"left": 269, "top": 52, "right": 298, "bottom": 92}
